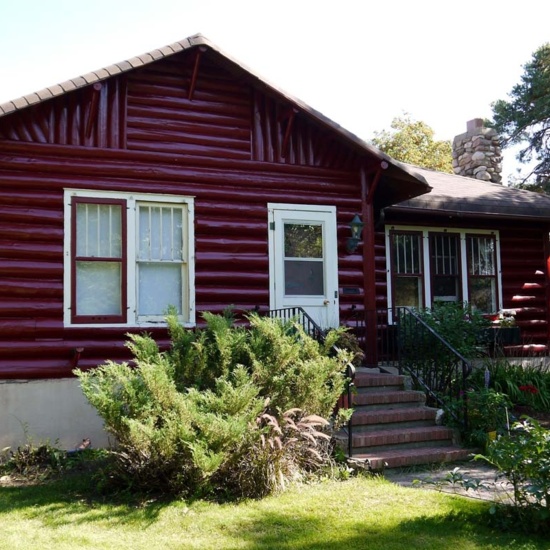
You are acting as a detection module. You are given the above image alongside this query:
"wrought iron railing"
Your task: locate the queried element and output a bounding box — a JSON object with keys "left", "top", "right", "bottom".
{"left": 267, "top": 307, "right": 356, "bottom": 457}
{"left": 349, "top": 306, "right": 472, "bottom": 430}
{"left": 396, "top": 307, "right": 472, "bottom": 429}
{"left": 267, "top": 307, "right": 327, "bottom": 341}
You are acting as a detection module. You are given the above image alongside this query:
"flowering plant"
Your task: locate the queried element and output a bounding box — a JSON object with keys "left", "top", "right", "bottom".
{"left": 487, "top": 309, "right": 516, "bottom": 328}
{"left": 519, "top": 384, "right": 539, "bottom": 395}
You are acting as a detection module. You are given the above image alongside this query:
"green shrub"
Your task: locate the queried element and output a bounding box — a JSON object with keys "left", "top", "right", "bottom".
{"left": 414, "top": 302, "right": 489, "bottom": 359}
{"left": 76, "top": 313, "right": 351, "bottom": 498}
{"left": 477, "top": 418, "right": 550, "bottom": 533}
{"left": 443, "top": 387, "right": 511, "bottom": 448}
{"left": 485, "top": 359, "right": 550, "bottom": 412}
{"left": 1, "top": 440, "right": 66, "bottom": 480}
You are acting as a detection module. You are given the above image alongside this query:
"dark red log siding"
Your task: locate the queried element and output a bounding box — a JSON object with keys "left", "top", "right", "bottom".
{"left": 251, "top": 91, "right": 362, "bottom": 170}
{"left": 0, "top": 51, "right": 369, "bottom": 379}
{"left": 499, "top": 226, "right": 548, "bottom": 344}
{"left": 126, "top": 56, "right": 252, "bottom": 160}
{"left": 0, "top": 79, "right": 126, "bottom": 148}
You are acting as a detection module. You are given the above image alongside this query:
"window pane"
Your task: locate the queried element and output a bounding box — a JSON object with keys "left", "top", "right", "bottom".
{"left": 393, "top": 233, "right": 422, "bottom": 274}
{"left": 76, "top": 261, "right": 122, "bottom": 315}
{"left": 433, "top": 276, "right": 460, "bottom": 302}
{"left": 431, "top": 234, "right": 459, "bottom": 275}
{"left": 139, "top": 205, "right": 183, "bottom": 261}
{"left": 470, "top": 278, "right": 496, "bottom": 313}
{"left": 284, "top": 260, "right": 324, "bottom": 295}
{"left": 394, "top": 278, "right": 422, "bottom": 308}
{"left": 469, "top": 236, "right": 495, "bottom": 275}
{"left": 284, "top": 223, "right": 323, "bottom": 258}
{"left": 76, "top": 203, "right": 122, "bottom": 258}
{"left": 430, "top": 233, "right": 461, "bottom": 304}
{"left": 138, "top": 263, "right": 182, "bottom": 315}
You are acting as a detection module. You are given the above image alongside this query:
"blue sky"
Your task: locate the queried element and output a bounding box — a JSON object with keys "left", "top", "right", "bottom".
{"left": 1, "top": 0, "right": 549, "bottom": 180}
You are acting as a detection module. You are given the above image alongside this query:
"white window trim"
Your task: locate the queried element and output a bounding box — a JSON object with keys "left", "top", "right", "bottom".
{"left": 63, "top": 189, "right": 195, "bottom": 328}
{"left": 385, "top": 225, "right": 502, "bottom": 312}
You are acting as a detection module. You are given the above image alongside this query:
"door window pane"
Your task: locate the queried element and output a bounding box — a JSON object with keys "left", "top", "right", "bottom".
{"left": 283, "top": 222, "right": 324, "bottom": 296}
{"left": 284, "top": 223, "right": 323, "bottom": 258}
{"left": 284, "top": 260, "right": 324, "bottom": 295}
{"left": 76, "top": 261, "right": 122, "bottom": 315}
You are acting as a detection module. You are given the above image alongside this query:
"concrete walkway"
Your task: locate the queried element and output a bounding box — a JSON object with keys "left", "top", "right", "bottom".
{"left": 383, "top": 460, "right": 514, "bottom": 503}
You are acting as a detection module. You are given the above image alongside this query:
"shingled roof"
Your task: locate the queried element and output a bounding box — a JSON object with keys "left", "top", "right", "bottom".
{"left": 387, "top": 165, "right": 550, "bottom": 220}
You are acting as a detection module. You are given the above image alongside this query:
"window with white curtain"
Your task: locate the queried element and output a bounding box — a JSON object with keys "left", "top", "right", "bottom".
{"left": 64, "top": 190, "right": 195, "bottom": 327}
{"left": 386, "top": 226, "right": 501, "bottom": 314}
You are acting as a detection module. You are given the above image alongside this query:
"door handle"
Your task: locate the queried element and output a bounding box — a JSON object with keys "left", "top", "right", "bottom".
{"left": 323, "top": 299, "right": 330, "bottom": 305}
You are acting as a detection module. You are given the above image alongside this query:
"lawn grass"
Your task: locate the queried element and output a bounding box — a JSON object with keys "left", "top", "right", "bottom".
{"left": 0, "top": 474, "right": 546, "bottom": 550}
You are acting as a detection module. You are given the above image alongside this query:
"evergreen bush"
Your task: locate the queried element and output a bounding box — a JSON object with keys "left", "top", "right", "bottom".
{"left": 76, "top": 313, "right": 351, "bottom": 498}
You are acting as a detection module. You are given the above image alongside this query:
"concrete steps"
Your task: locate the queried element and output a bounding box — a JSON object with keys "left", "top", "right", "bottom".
{"left": 347, "top": 372, "right": 473, "bottom": 469}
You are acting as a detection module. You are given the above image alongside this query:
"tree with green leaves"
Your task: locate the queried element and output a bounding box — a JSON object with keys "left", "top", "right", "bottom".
{"left": 371, "top": 114, "right": 453, "bottom": 173}
{"left": 491, "top": 43, "right": 550, "bottom": 190}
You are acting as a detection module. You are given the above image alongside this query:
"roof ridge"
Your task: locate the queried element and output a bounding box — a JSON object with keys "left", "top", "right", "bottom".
{"left": 0, "top": 34, "right": 211, "bottom": 117}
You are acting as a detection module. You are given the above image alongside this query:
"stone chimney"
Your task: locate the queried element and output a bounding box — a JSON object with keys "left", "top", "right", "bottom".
{"left": 452, "top": 118, "right": 502, "bottom": 183}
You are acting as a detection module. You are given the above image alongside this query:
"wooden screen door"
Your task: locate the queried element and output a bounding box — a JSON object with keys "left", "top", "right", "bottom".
{"left": 268, "top": 204, "right": 339, "bottom": 329}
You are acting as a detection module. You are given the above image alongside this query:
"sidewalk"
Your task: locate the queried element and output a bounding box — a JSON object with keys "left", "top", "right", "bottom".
{"left": 383, "top": 460, "right": 513, "bottom": 503}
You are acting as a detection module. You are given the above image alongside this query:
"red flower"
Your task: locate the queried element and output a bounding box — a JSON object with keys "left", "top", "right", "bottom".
{"left": 519, "top": 384, "right": 539, "bottom": 394}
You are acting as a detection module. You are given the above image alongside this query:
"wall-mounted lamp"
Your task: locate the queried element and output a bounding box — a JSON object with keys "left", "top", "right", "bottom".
{"left": 346, "top": 214, "right": 364, "bottom": 254}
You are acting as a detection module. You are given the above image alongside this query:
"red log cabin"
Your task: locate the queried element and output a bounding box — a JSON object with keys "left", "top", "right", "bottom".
{"left": 1, "top": 35, "right": 550, "bottom": 448}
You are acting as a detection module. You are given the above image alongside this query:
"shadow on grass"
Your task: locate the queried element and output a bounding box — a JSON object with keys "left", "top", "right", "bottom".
{"left": 223, "top": 500, "right": 546, "bottom": 550}
{"left": 1, "top": 476, "right": 547, "bottom": 549}
{"left": 0, "top": 475, "right": 169, "bottom": 528}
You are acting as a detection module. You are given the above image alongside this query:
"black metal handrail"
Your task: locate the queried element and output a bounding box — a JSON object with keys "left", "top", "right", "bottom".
{"left": 348, "top": 306, "right": 472, "bottom": 431}
{"left": 396, "top": 307, "right": 472, "bottom": 429}
{"left": 267, "top": 307, "right": 356, "bottom": 457}
{"left": 267, "top": 307, "right": 327, "bottom": 341}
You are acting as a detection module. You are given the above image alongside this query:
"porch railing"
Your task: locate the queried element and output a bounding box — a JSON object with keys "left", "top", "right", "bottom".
{"left": 267, "top": 307, "right": 356, "bottom": 457}
{"left": 349, "top": 306, "right": 472, "bottom": 430}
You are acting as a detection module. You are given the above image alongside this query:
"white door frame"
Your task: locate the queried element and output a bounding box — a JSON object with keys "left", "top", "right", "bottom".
{"left": 268, "top": 203, "right": 339, "bottom": 329}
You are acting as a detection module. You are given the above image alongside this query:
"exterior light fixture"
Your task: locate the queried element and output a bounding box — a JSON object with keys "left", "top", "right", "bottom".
{"left": 346, "top": 214, "right": 364, "bottom": 254}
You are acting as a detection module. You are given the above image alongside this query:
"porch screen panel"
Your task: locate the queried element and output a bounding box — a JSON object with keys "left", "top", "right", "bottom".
{"left": 430, "top": 233, "right": 461, "bottom": 305}
{"left": 74, "top": 202, "right": 124, "bottom": 317}
{"left": 137, "top": 204, "right": 185, "bottom": 316}
{"left": 391, "top": 232, "right": 423, "bottom": 308}
{"left": 283, "top": 222, "right": 324, "bottom": 296}
{"left": 467, "top": 235, "right": 497, "bottom": 313}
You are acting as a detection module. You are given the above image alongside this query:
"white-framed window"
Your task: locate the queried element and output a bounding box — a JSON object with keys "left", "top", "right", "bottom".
{"left": 64, "top": 189, "right": 195, "bottom": 327}
{"left": 386, "top": 225, "right": 502, "bottom": 314}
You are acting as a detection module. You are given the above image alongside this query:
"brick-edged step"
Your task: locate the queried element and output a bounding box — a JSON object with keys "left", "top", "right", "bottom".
{"left": 352, "top": 406, "right": 438, "bottom": 431}
{"left": 344, "top": 372, "right": 471, "bottom": 470}
{"left": 354, "top": 373, "right": 406, "bottom": 392}
{"left": 353, "top": 390, "right": 425, "bottom": 409}
{"left": 353, "top": 446, "right": 474, "bottom": 470}
{"left": 352, "top": 425, "right": 454, "bottom": 454}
